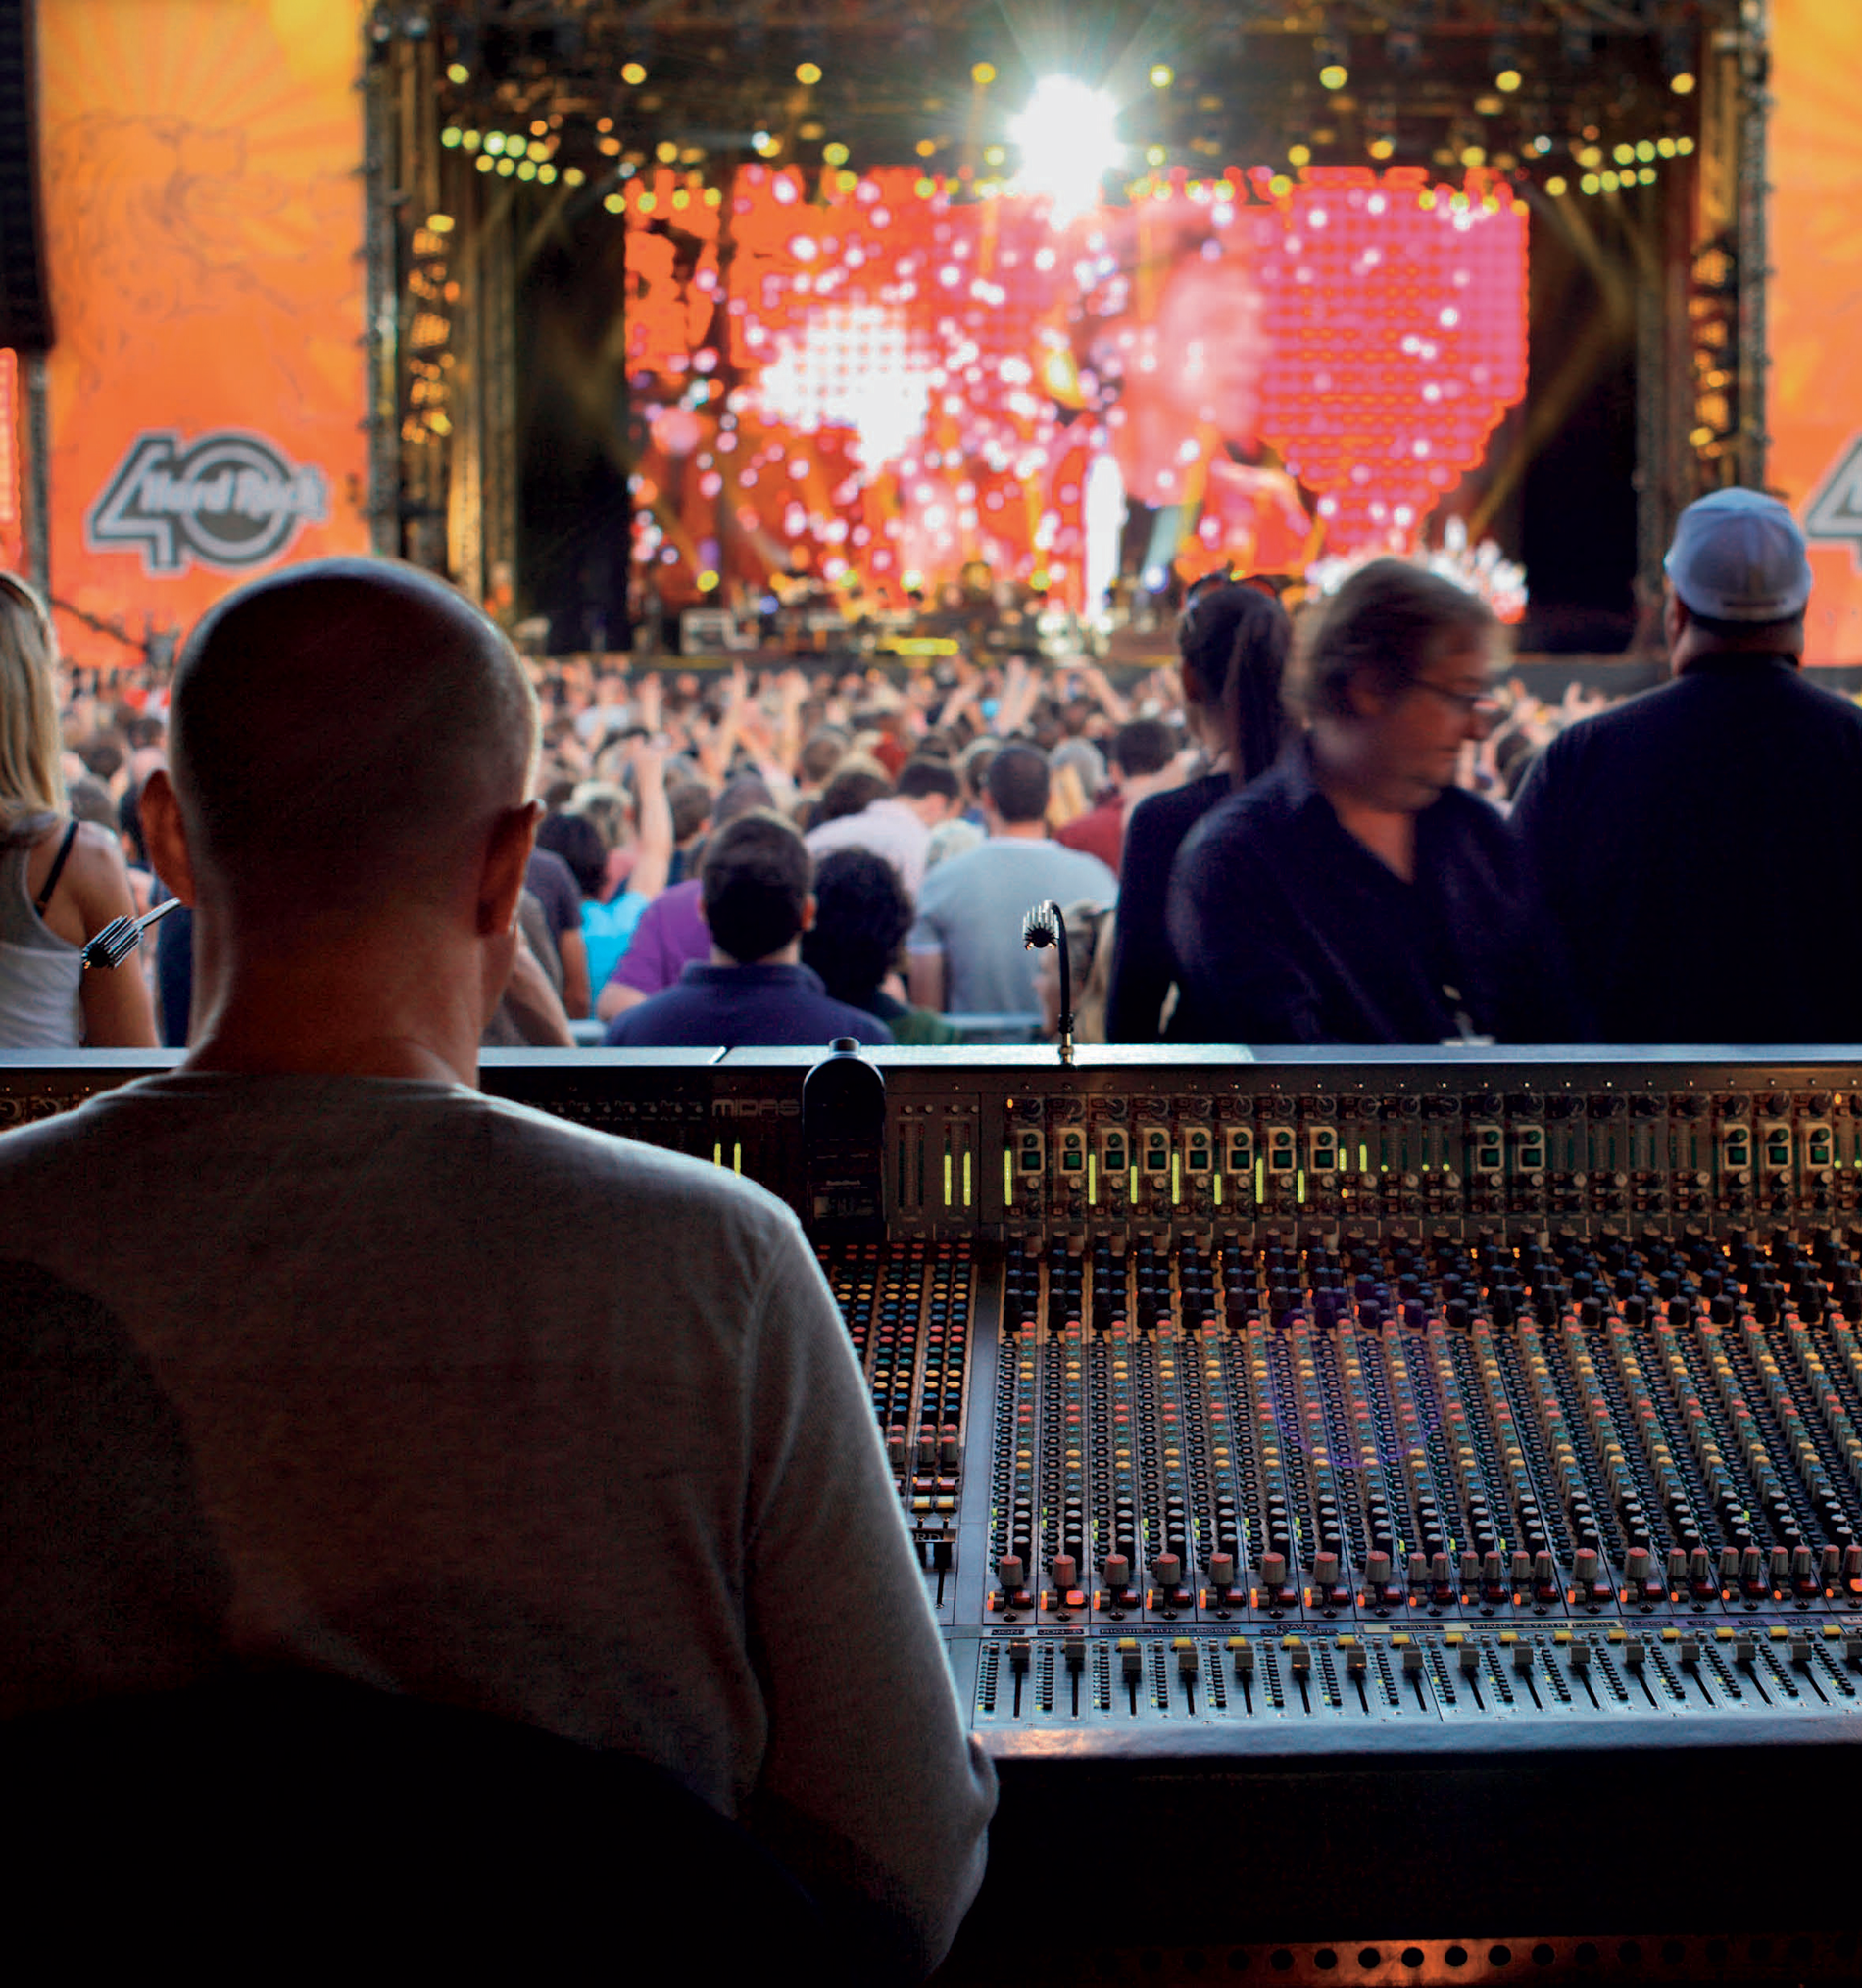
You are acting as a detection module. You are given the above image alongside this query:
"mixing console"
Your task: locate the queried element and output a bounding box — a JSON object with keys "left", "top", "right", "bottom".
{"left": 9, "top": 1045, "right": 1862, "bottom": 1977}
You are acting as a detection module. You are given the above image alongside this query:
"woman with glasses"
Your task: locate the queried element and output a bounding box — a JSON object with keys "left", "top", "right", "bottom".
{"left": 1166, "top": 558, "right": 1574, "bottom": 1045}
{"left": 1104, "top": 579, "right": 1291, "bottom": 1041}
{"left": 0, "top": 574, "right": 157, "bottom": 1047}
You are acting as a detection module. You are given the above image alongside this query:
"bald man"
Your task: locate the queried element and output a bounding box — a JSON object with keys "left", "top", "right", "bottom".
{"left": 0, "top": 559, "right": 993, "bottom": 1980}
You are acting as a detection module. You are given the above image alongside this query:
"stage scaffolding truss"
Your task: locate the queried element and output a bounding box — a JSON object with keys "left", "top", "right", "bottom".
{"left": 362, "top": 0, "right": 1768, "bottom": 647}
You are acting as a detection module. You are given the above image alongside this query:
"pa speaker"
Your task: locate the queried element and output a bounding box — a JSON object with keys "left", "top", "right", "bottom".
{"left": 0, "top": 0, "right": 52, "bottom": 353}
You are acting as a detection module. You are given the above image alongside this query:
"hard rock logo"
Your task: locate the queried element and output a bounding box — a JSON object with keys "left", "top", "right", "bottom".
{"left": 85, "top": 429, "right": 329, "bottom": 575}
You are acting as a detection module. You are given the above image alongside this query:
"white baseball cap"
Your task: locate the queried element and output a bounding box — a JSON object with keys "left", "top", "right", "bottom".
{"left": 1664, "top": 487, "right": 1813, "bottom": 622}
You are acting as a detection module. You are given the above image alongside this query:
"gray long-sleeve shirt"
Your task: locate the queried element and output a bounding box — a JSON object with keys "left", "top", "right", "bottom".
{"left": 0, "top": 1072, "right": 994, "bottom": 1977}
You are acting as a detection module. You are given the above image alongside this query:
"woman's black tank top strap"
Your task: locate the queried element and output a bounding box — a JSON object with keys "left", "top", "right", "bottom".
{"left": 33, "top": 819, "right": 80, "bottom": 918}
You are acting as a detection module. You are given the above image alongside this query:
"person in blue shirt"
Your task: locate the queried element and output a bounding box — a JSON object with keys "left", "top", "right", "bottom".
{"left": 604, "top": 811, "right": 893, "bottom": 1049}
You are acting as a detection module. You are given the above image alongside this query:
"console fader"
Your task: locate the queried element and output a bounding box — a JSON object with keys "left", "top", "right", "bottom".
{"left": 9, "top": 1045, "right": 1862, "bottom": 1982}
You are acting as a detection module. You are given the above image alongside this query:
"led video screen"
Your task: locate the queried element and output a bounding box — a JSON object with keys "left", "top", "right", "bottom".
{"left": 619, "top": 163, "right": 1528, "bottom": 614}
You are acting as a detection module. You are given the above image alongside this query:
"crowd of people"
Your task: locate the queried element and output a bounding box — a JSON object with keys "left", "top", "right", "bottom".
{"left": 3, "top": 486, "right": 1855, "bottom": 1055}
{"left": 1, "top": 487, "right": 1857, "bottom": 1977}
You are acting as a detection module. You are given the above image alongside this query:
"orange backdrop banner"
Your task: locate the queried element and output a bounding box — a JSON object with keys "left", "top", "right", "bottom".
{"left": 38, "top": 0, "right": 369, "bottom": 672}
{"left": 1769, "top": 0, "right": 1862, "bottom": 663}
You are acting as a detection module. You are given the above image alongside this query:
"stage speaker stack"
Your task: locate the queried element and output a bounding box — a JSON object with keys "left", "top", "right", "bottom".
{"left": 0, "top": 0, "right": 52, "bottom": 354}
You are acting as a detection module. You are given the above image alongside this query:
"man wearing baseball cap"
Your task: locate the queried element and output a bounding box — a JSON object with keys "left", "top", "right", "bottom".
{"left": 1514, "top": 486, "right": 1862, "bottom": 1042}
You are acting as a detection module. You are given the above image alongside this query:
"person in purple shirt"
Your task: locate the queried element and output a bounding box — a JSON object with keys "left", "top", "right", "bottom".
{"left": 604, "top": 812, "right": 892, "bottom": 1049}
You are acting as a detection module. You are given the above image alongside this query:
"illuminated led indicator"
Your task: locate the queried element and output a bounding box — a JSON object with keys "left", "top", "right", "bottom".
{"left": 1150, "top": 64, "right": 1173, "bottom": 88}
{"left": 446, "top": 61, "right": 469, "bottom": 84}
{"left": 1671, "top": 72, "right": 1696, "bottom": 95}
{"left": 733, "top": 1143, "right": 742, "bottom": 1174}
{"left": 621, "top": 62, "right": 647, "bottom": 85}
{"left": 963, "top": 1150, "right": 972, "bottom": 1207}
{"left": 1319, "top": 63, "right": 1348, "bottom": 90}
{"left": 797, "top": 61, "right": 823, "bottom": 84}
{"left": 944, "top": 1151, "right": 954, "bottom": 1206}
{"left": 1495, "top": 69, "right": 1522, "bottom": 92}
{"left": 1088, "top": 1151, "right": 1099, "bottom": 1203}
{"left": 972, "top": 62, "right": 997, "bottom": 85}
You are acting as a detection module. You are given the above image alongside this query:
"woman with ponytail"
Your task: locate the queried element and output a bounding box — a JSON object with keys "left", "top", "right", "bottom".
{"left": 1103, "top": 579, "right": 1291, "bottom": 1041}
{"left": 0, "top": 575, "right": 156, "bottom": 1047}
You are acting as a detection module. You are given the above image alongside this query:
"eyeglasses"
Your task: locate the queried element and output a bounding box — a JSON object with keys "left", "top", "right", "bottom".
{"left": 1408, "top": 677, "right": 1501, "bottom": 719}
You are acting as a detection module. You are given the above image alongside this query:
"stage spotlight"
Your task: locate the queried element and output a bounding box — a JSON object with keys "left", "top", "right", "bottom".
{"left": 1010, "top": 77, "right": 1122, "bottom": 225}
{"left": 1150, "top": 65, "right": 1173, "bottom": 89}
{"left": 1494, "top": 67, "right": 1522, "bottom": 93}
{"left": 1671, "top": 70, "right": 1697, "bottom": 95}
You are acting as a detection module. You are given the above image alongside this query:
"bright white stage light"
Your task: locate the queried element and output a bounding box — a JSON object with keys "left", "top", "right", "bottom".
{"left": 1010, "top": 76, "right": 1122, "bottom": 225}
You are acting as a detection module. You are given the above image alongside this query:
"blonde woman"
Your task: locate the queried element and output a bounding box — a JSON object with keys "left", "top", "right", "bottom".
{"left": 0, "top": 574, "right": 156, "bottom": 1046}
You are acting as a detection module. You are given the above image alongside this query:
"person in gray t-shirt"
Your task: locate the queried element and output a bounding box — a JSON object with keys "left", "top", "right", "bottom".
{"left": 0, "top": 559, "right": 994, "bottom": 1982}
{"left": 907, "top": 742, "right": 1118, "bottom": 1021}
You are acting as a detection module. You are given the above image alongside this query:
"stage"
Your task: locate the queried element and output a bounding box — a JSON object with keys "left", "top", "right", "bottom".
{"left": 364, "top": 0, "right": 1765, "bottom": 665}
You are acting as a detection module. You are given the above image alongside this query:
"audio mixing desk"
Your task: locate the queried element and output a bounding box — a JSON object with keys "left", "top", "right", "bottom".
{"left": 8, "top": 1045, "right": 1862, "bottom": 1982}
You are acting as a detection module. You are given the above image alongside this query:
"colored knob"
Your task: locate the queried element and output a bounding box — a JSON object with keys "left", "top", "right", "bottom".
{"left": 1430, "top": 1551, "right": 1454, "bottom": 1589}
{"left": 1103, "top": 1552, "right": 1132, "bottom": 1591}
{"left": 1260, "top": 1550, "right": 1288, "bottom": 1590}
{"left": 997, "top": 1554, "right": 1025, "bottom": 1592}
{"left": 1312, "top": 1550, "right": 1340, "bottom": 1590}
{"left": 1051, "top": 1553, "right": 1078, "bottom": 1591}
{"left": 1153, "top": 1551, "right": 1183, "bottom": 1590}
{"left": 1482, "top": 1550, "right": 1505, "bottom": 1587}
{"left": 1208, "top": 1551, "right": 1237, "bottom": 1590}
{"left": 1532, "top": 1550, "right": 1556, "bottom": 1589}
{"left": 1770, "top": 1546, "right": 1791, "bottom": 1587}
{"left": 1364, "top": 1549, "right": 1393, "bottom": 1587}
{"left": 1625, "top": 1547, "right": 1652, "bottom": 1586}
{"left": 1511, "top": 1549, "right": 1534, "bottom": 1586}
{"left": 1574, "top": 1548, "right": 1600, "bottom": 1588}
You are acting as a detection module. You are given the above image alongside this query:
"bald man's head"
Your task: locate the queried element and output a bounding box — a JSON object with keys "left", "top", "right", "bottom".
{"left": 170, "top": 559, "right": 538, "bottom": 920}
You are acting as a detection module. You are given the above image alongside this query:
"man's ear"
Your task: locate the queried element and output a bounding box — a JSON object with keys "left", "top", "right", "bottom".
{"left": 798, "top": 891, "right": 817, "bottom": 935}
{"left": 1663, "top": 588, "right": 1687, "bottom": 649}
{"left": 477, "top": 800, "right": 543, "bottom": 937}
{"left": 139, "top": 769, "right": 198, "bottom": 906}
